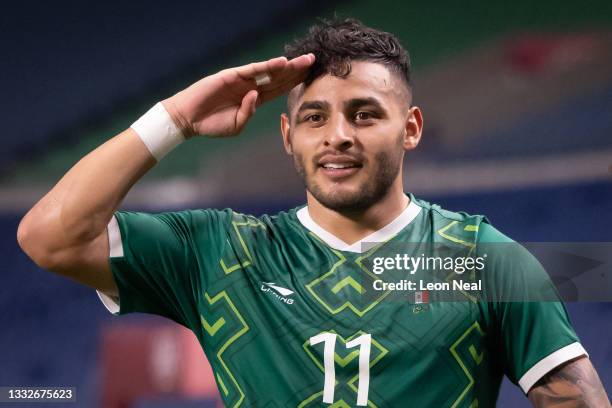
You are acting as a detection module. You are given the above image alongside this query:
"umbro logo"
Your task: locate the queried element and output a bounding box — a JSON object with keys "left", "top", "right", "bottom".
{"left": 261, "top": 282, "right": 295, "bottom": 305}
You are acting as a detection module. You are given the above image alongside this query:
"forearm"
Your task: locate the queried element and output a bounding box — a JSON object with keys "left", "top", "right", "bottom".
{"left": 18, "top": 128, "right": 156, "bottom": 264}
{"left": 60, "top": 129, "right": 155, "bottom": 240}
{"left": 528, "top": 356, "right": 611, "bottom": 408}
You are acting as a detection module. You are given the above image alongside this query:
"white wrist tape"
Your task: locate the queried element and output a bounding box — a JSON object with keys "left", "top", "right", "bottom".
{"left": 131, "top": 102, "right": 185, "bottom": 161}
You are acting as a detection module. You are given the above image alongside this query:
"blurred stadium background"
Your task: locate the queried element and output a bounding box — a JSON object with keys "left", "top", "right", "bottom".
{"left": 1, "top": 0, "right": 611, "bottom": 407}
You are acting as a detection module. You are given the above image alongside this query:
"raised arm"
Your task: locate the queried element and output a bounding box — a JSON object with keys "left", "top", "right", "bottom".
{"left": 528, "top": 356, "right": 611, "bottom": 407}
{"left": 16, "top": 54, "right": 315, "bottom": 294}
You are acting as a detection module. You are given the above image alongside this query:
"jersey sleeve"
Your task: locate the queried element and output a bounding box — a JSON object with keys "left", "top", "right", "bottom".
{"left": 477, "top": 223, "right": 587, "bottom": 394}
{"left": 97, "top": 208, "right": 231, "bottom": 328}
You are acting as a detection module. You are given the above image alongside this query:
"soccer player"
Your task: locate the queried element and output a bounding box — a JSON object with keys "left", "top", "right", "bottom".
{"left": 17, "top": 19, "right": 610, "bottom": 407}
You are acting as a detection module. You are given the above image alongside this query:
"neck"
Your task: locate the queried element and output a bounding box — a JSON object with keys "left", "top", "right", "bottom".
{"left": 306, "top": 185, "right": 409, "bottom": 245}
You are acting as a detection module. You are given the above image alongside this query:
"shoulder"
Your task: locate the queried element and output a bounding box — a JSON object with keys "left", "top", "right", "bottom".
{"left": 256, "top": 206, "right": 308, "bottom": 237}
{"left": 141, "top": 206, "right": 305, "bottom": 236}
{"left": 410, "top": 194, "right": 506, "bottom": 244}
{"left": 189, "top": 206, "right": 307, "bottom": 237}
{"left": 411, "top": 194, "right": 489, "bottom": 225}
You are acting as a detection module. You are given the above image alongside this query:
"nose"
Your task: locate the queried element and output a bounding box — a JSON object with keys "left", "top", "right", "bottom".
{"left": 324, "top": 114, "right": 354, "bottom": 151}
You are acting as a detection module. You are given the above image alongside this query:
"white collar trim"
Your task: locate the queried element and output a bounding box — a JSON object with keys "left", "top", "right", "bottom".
{"left": 296, "top": 198, "right": 422, "bottom": 253}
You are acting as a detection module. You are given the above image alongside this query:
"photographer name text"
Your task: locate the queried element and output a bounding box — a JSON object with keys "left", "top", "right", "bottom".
{"left": 372, "top": 279, "right": 482, "bottom": 292}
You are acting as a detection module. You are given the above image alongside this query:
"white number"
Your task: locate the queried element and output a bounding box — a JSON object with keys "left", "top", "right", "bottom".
{"left": 309, "top": 332, "right": 372, "bottom": 406}
{"left": 346, "top": 333, "right": 371, "bottom": 406}
{"left": 309, "top": 332, "right": 337, "bottom": 403}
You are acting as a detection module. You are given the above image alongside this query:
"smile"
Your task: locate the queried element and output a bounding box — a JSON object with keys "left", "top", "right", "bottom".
{"left": 318, "top": 163, "right": 363, "bottom": 179}
{"left": 321, "top": 163, "right": 361, "bottom": 169}
{"left": 316, "top": 154, "right": 364, "bottom": 179}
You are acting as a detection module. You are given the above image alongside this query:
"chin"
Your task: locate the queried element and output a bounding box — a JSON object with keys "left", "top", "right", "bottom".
{"left": 311, "top": 185, "right": 377, "bottom": 212}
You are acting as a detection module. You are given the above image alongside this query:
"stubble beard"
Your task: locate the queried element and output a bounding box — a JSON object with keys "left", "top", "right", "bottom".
{"left": 293, "top": 143, "right": 404, "bottom": 213}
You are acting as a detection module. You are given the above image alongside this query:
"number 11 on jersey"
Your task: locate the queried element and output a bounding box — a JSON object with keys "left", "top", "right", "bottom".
{"left": 309, "top": 332, "right": 372, "bottom": 406}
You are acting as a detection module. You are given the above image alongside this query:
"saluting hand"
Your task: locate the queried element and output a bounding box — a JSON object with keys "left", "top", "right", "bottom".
{"left": 162, "top": 54, "right": 315, "bottom": 138}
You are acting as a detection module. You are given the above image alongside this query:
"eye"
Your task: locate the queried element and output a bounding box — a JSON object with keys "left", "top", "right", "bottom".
{"left": 306, "top": 114, "right": 323, "bottom": 123}
{"left": 355, "top": 111, "right": 375, "bottom": 121}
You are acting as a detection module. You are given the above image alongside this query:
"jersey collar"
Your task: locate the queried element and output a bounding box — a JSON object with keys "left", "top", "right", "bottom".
{"left": 296, "top": 197, "right": 422, "bottom": 253}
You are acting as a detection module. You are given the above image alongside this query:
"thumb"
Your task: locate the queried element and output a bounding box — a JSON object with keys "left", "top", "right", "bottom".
{"left": 235, "top": 89, "right": 258, "bottom": 133}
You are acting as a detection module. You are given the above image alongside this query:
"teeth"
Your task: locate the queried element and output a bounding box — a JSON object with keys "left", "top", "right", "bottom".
{"left": 323, "top": 163, "right": 354, "bottom": 169}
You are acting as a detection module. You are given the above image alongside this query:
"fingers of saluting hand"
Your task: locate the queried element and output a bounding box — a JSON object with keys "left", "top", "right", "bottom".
{"left": 259, "top": 53, "right": 316, "bottom": 104}
{"left": 230, "top": 54, "right": 315, "bottom": 101}
{"left": 233, "top": 56, "right": 289, "bottom": 80}
{"left": 233, "top": 53, "right": 314, "bottom": 80}
{"left": 235, "top": 89, "right": 259, "bottom": 133}
{"left": 285, "top": 53, "right": 316, "bottom": 71}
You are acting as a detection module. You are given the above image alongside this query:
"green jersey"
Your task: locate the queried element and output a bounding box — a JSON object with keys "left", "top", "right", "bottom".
{"left": 98, "top": 194, "right": 585, "bottom": 407}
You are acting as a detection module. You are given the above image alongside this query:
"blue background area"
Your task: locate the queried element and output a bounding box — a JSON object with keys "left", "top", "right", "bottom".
{"left": 0, "top": 0, "right": 327, "bottom": 168}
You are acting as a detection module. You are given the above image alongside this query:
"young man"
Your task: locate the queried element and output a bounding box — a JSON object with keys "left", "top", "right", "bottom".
{"left": 17, "top": 19, "right": 610, "bottom": 407}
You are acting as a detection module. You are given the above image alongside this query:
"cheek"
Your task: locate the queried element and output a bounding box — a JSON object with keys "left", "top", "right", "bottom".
{"left": 290, "top": 131, "right": 319, "bottom": 159}
{"left": 362, "top": 127, "right": 402, "bottom": 153}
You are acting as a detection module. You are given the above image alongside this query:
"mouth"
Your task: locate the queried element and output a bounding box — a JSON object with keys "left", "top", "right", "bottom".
{"left": 317, "top": 157, "right": 363, "bottom": 179}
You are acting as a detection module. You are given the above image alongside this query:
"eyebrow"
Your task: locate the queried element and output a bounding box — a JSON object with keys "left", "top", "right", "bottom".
{"left": 345, "top": 97, "right": 385, "bottom": 111}
{"left": 296, "top": 100, "right": 330, "bottom": 115}
{"left": 295, "top": 97, "right": 386, "bottom": 116}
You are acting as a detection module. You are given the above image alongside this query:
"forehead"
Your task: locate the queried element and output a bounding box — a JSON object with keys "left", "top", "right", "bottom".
{"left": 291, "top": 61, "right": 405, "bottom": 111}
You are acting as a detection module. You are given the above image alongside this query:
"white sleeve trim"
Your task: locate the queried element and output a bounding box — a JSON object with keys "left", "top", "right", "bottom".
{"left": 97, "top": 290, "right": 120, "bottom": 314}
{"left": 518, "top": 342, "right": 588, "bottom": 393}
{"left": 97, "top": 215, "right": 124, "bottom": 315}
{"left": 108, "top": 215, "right": 124, "bottom": 258}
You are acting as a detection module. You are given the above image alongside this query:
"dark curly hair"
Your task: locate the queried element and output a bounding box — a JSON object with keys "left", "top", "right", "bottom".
{"left": 284, "top": 18, "right": 412, "bottom": 98}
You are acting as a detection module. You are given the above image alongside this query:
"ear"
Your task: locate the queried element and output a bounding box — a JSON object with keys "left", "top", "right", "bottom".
{"left": 402, "top": 106, "right": 423, "bottom": 151}
{"left": 280, "top": 113, "right": 293, "bottom": 155}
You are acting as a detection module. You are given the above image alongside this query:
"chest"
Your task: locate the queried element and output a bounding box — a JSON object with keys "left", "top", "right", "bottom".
{"left": 195, "top": 240, "right": 497, "bottom": 407}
